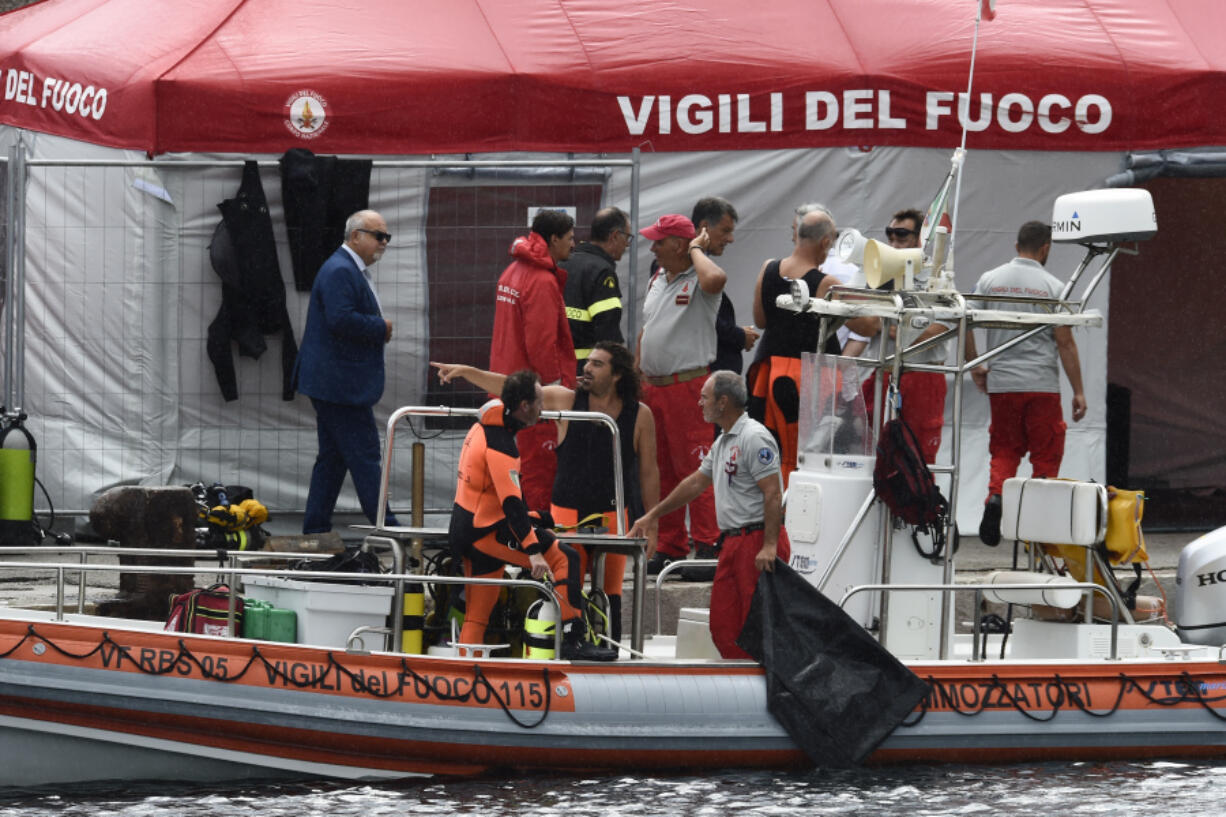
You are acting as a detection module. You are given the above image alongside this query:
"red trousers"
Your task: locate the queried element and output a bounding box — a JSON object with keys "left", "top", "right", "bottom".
{"left": 641, "top": 378, "right": 718, "bottom": 556}
{"left": 550, "top": 505, "right": 627, "bottom": 598}
{"left": 986, "top": 391, "right": 1066, "bottom": 498}
{"left": 516, "top": 421, "right": 558, "bottom": 512}
{"left": 862, "top": 371, "right": 946, "bottom": 464}
{"left": 459, "top": 530, "right": 579, "bottom": 646}
{"left": 710, "top": 528, "right": 792, "bottom": 659}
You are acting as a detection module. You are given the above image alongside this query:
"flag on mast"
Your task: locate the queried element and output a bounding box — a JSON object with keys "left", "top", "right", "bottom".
{"left": 920, "top": 152, "right": 959, "bottom": 253}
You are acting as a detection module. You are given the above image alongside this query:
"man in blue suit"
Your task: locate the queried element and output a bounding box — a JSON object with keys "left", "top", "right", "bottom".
{"left": 294, "top": 209, "right": 399, "bottom": 533}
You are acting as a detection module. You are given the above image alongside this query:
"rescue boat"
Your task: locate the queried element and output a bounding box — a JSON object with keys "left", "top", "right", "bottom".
{"left": 4, "top": 186, "right": 1226, "bottom": 787}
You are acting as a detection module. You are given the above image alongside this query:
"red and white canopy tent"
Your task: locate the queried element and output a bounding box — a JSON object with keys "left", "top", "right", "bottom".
{"left": 2, "top": 0, "right": 1224, "bottom": 526}
{"left": 1, "top": 0, "right": 1225, "bottom": 154}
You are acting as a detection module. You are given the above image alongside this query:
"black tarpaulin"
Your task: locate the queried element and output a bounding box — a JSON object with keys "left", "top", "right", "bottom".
{"left": 737, "top": 563, "right": 929, "bottom": 766}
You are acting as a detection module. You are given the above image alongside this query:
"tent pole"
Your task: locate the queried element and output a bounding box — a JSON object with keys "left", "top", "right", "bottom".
{"left": 12, "top": 138, "right": 25, "bottom": 414}
{"left": 2, "top": 146, "right": 11, "bottom": 411}
{"left": 3, "top": 138, "right": 25, "bottom": 413}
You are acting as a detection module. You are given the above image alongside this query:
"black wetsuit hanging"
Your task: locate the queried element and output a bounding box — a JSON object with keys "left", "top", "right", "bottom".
{"left": 207, "top": 161, "right": 298, "bottom": 401}
{"left": 279, "top": 148, "right": 373, "bottom": 291}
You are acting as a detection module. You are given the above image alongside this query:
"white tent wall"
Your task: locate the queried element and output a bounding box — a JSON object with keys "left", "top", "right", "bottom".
{"left": 3, "top": 130, "right": 1122, "bottom": 533}
{"left": 15, "top": 135, "right": 184, "bottom": 511}
{"left": 3, "top": 131, "right": 440, "bottom": 521}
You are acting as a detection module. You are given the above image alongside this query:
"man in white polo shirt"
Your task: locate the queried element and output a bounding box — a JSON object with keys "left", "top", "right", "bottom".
{"left": 635, "top": 214, "right": 726, "bottom": 575}
{"left": 630, "top": 370, "right": 790, "bottom": 659}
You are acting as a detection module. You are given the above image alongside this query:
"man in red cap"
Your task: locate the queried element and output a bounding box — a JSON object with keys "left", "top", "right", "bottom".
{"left": 635, "top": 214, "right": 727, "bottom": 575}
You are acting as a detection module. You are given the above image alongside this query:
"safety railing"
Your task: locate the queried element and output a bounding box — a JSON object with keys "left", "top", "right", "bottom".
{"left": 840, "top": 580, "right": 1122, "bottom": 660}
{"left": 652, "top": 558, "right": 718, "bottom": 635}
{"left": 374, "top": 405, "right": 628, "bottom": 533}
{"left": 0, "top": 545, "right": 333, "bottom": 616}
{"left": 0, "top": 552, "right": 563, "bottom": 658}
{"left": 366, "top": 404, "right": 647, "bottom": 654}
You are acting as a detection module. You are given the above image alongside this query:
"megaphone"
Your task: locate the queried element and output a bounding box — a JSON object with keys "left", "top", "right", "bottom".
{"left": 835, "top": 228, "right": 868, "bottom": 265}
{"left": 862, "top": 239, "right": 924, "bottom": 290}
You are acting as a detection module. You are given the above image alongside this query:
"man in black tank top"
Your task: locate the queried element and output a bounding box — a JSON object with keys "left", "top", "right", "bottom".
{"left": 432, "top": 341, "right": 660, "bottom": 645}
{"left": 746, "top": 207, "right": 841, "bottom": 486}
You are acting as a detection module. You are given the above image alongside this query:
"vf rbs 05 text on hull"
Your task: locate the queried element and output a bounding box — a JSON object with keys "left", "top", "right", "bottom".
{"left": 618, "top": 91, "right": 1112, "bottom": 135}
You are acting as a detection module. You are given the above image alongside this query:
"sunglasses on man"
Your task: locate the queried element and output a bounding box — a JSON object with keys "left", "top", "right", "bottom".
{"left": 884, "top": 227, "right": 917, "bottom": 241}
{"left": 357, "top": 228, "right": 392, "bottom": 243}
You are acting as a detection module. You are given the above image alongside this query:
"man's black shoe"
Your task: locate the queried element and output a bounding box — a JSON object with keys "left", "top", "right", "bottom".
{"left": 979, "top": 494, "right": 1002, "bottom": 547}
{"left": 560, "top": 635, "right": 617, "bottom": 661}
{"left": 646, "top": 552, "right": 677, "bottom": 578}
{"left": 679, "top": 542, "right": 719, "bottom": 582}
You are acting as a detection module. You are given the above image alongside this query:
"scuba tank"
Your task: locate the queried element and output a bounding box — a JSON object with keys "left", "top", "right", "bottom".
{"left": 523, "top": 598, "right": 558, "bottom": 659}
{"left": 0, "top": 412, "right": 37, "bottom": 546}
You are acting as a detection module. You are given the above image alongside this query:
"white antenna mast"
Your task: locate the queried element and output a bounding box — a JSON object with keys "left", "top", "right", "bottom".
{"left": 947, "top": 0, "right": 995, "bottom": 272}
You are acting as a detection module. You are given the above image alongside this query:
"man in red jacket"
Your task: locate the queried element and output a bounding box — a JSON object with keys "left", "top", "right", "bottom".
{"left": 489, "top": 209, "right": 576, "bottom": 510}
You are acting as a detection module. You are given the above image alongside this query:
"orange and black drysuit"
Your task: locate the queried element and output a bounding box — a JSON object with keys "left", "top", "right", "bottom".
{"left": 747, "top": 262, "right": 842, "bottom": 487}
{"left": 449, "top": 399, "right": 582, "bottom": 646}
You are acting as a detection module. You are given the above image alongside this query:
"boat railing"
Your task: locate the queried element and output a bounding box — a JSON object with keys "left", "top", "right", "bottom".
{"left": 793, "top": 263, "right": 1112, "bottom": 660}
{"left": 364, "top": 404, "right": 648, "bottom": 655}
{"left": 373, "top": 405, "right": 628, "bottom": 533}
{"left": 0, "top": 553, "right": 565, "bottom": 657}
{"left": 840, "top": 580, "right": 1121, "bottom": 660}
{"left": 652, "top": 559, "right": 718, "bottom": 634}
{"left": 0, "top": 545, "right": 335, "bottom": 616}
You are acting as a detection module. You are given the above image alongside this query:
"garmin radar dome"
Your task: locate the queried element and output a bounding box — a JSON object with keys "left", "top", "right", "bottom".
{"left": 1051, "top": 188, "right": 1157, "bottom": 244}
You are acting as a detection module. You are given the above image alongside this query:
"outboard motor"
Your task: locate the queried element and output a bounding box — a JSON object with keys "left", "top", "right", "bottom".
{"left": 1175, "top": 527, "right": 1226, "bottom": 645}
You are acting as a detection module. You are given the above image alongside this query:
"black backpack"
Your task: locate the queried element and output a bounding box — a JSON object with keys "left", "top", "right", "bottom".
{"left": 873, "top": 417, "right": 949, "bottom": 560}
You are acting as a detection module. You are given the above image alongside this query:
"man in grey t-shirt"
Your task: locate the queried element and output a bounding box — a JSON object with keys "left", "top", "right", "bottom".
{"left": 629, "top": 371, "right": 791, "bottom": 658}
{"left": 965, "top": 221, "right": 1087, "bottom": 545}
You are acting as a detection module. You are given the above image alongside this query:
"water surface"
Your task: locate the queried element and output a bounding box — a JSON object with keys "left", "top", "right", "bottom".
{"left": 1, "top": 761, "right": 1221, "bottom": 817}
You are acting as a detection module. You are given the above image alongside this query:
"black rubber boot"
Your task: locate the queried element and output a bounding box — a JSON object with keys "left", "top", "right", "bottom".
{"left": 608, "top": 594, "right": 622, "bottom": 645}
{"left": 679, "top": 540, "right": 718, "bottom": 582}
{"left": 559, "top": 618, "right": 617, "bottom": 662}
{"left": 979, "top": 494, "right": 1002, "bottom": 547}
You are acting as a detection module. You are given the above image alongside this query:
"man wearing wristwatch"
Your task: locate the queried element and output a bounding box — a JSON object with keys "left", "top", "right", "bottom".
{"left": 635, "top": 213, "right": 726, "bottom": 575}
{"left": 690, "top": 197, "right": 760, "bottom": 377}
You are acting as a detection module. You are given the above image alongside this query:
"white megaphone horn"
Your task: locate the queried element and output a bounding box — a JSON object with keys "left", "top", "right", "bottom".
{"left": 835, "top": 228, "right": 868, "bottom": 265}
{"left": 862, "top": 239, "right": 924, "bottom": 290}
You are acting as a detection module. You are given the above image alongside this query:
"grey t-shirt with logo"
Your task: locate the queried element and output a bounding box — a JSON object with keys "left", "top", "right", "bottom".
{"left": 970, "top": 257, "right": 1067, "bottom": 394}
{"left": 640, "top": 268, "right": 721, "bottom": 376}
{"left": 700, "top": 413, "right": 783, "bottom": 530}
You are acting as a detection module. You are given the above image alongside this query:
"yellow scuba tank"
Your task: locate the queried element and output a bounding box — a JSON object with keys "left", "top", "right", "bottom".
{"left": 523, "top": 598, "right": 558, "bottom": 659}
{"left": 0, "top": 413, "right": 37, "bottom": 546}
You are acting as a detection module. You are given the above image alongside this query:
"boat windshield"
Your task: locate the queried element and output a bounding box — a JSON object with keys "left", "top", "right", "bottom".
{"left": 796, "top": 353, "right": 871, "bottom": 460}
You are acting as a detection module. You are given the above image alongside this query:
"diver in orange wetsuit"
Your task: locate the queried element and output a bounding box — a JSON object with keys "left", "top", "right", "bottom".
{"left": 448, "top": 370, "right": 616, "bottom": 661}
